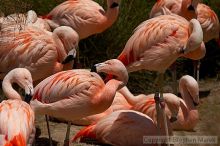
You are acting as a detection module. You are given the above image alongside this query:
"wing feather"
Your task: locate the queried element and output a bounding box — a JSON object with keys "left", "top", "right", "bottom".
{"left": 118, "top": 15, "right": 189, "bottom": 72}
{"left": 33, "top": 69, "right": 105, "bottom": 103}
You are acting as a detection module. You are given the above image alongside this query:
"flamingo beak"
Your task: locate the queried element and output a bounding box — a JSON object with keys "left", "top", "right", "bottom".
{"left": 24, "top": 85, "right": 34, "bottom": 104}
{"left": 110, "top": 2, "right": 119, "bottom": 8}
{"left": 169, "top": 116, "right": 177, "bottom": 123}
{"left": 193, "top": 101, "right": 199, "bottom": 106}
{"left": 25, "top": 94, "right": 33, "bottom": 104}
{"left": 90, "top": 65, "right": 97, "bottom": 73}
{"left": 62, "top": 49, "right": 77, "bottom": 65}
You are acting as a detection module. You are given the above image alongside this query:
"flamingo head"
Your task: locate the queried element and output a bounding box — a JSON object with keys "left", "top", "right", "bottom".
{"left": 54, "top": 26, "right": 79, "bottom": 65}
{"left": 4, "top": 68, "right": 34, "bottom": 103}
{"left": 183, "top": 19, "right": 203, "bottom": 54}
{"left": 91, "top": 59, "right": 128, "bottom": 89}
{"left": 108, "top": 0, "right": 120, "bottom": 8}
{"left": 179, "top": 75, "right": 200, "bottom": 106}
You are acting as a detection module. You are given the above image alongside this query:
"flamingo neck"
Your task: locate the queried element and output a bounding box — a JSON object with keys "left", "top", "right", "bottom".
{"left": 118, "top": 87, "right": 139, "bottom": 105}
{"left": 95, "top": 79, "right": 123, "bottom": 112}
{"left": 180, "top": 85, "right": 196, "bottom": 111}
{"left": 2, "top": 76, "right": 22, "bottom": 100}
{"left": 52, "top": 32, "right": 67, "bottom": 62}
{"left": 104, "top": 0, "right": 119, "bottom": 29}
{"left": 179, "top": 99, "right": 199, "bottom": 127}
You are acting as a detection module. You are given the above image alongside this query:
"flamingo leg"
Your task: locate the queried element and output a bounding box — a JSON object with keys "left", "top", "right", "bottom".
{"left": 170, "top": 63, "right": 178, "bottom": 95}
{"left": 64, "top": 122, "right": 71, "bottom": 146}
{"left": 193, "top": 60, "right": 200, "bottom": 82}
{"left": 155, "top": 73, "right": 170, "bottom": 146}
{"left": 45, "top": 115, "right": 53, "bottom": 146}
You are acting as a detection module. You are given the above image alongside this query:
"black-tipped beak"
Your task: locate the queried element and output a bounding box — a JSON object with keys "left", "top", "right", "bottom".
{"left": 187, "top": 5, "right": 195, "bottom": 11}
{"left": 193, "top": 101, "right": 199, "bottom": 107}
{"left": 62, "top": 55, "right": 75, "bottom": 64}
{"left": 90, "top": 65, "right": 97, "bottom": 73}
{"left": 110, "top": 2, "right": 119, "bottom": 8}
{"left": 170, "top": 116, "right": 177, "bottom": 123}
{"left": 24, "top": 94, "right": 32, "bottom": 104}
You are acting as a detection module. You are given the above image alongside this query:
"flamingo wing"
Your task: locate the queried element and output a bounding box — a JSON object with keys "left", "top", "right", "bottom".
{"left": 73, "top": 110, "right": 157, "bottom": 146}
{"left": 118, "top": 15, "right": 189, "bottom": 72}
{"left": 196, "top": 4, "right": 219, "bottom": 41}
{"left": 0, "top": 27, "right": 59, "bottom": 80}
{"left": 33, "top": 69, "right": 105, "bottom": 103}
{"left": 48, "top": 0, "right": 104, "bottom": 28}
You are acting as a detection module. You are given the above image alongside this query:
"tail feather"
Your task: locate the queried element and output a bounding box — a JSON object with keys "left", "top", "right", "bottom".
{"left": 72, "top": 124, "right": 96, "bottom": 142}
{"left": 0, "top": 134, "right": 26, "bottom": 146}
{"left": 10, "top": 134, "right": 26, "bottom": 146}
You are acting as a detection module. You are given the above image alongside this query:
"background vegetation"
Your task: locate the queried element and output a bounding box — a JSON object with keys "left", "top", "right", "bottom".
{"left": 0, "top": 0, "right": 219, "bottom": 94}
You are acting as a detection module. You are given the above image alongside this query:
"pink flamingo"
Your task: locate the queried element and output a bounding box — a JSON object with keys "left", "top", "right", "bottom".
{"left": 134, "top": 75, "right": 199, "bottom": 131}
{"left": 72, "top": 110, "right": 159, "bottom": 146}
{"left": 0, "top": 10, "right": 51, "bottom": 33}
{"left": 0, "top": 25, "right": 79, "bottom": 82}
{"left": 150, "top": 0, "right": 219, "bottom": 43}
{"left": 150, "top": 0, "right": 219, "bottom": 81}
{"left": 0, "top": 68, "right": 35, "bottom": 146}
{"left": 150, "top": 0, "right": 199, "bottom": 20}
{"left": 116, "top": 14, "right": 203, "bottom": 136}
{"left": 74, "top": 75, "right": 199, "bottom": 131}
{"left": 30, "top": 59, "right": 128, "bottom": 145}
{"left": 43, "top": 0, "right": 120, "bottom": 40}
{"left": 70, "top": 91, "right": 133, "bottom": 126}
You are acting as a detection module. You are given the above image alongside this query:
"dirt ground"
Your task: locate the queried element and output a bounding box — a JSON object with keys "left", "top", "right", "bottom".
{"left": 33, "top": 78, "right": 220, "bottom": 146}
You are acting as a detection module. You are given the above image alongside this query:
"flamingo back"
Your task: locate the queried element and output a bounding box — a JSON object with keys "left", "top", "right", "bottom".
{"left": 45, "top": 0, "right": 106, "bottom": 39}
{"left": 0, "top": 100, "right": 34, "bottom": 145}
{"left": 196, "top": 3, "right": 219, "bottom": 42}
{"left": 33, "top": 69, "right": 104, "bottom": 103}
{"left": 0, "top": 26, "right": 59, "bottom": 81}
{"left": 73, "top": 110, "right": 157, "bottom": 146}
{"left": 118, "top": 14, "right": 189, "bottom": 73}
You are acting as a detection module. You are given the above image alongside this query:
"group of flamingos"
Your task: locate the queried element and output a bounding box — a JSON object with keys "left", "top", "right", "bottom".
{"left": 0, "top": 0, "right": 219, "bottom": 145}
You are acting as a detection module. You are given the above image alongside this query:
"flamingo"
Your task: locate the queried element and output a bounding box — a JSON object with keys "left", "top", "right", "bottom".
{"left": 149, "top": 0, "right": 199, "bottom": 20}
{"left": 43, "top": 0, "right": 120, "bottom": 40}
{"left": 72, "top": 110, "right": 159, "bottom": 146}
{"left": 0, "top": 10, "right": 51, "bottom": 33}
{"left": 73, "top": 75, "right": 199, "bottom": 131}
{"left": 116, "top": 14, "right": 203, "bottom": 137}
{"left": 70, "top": 91, "right": 133, "bottom": 126}
{"left": 150, "top": 0, "right": 219, "bottom": 81}
{"left": 0, "top": 68, "right": 35, "bottom": 146}
{"left": 30, "top": 59, "right": 128, "bottom": 145}
{"left": 150, "top": 0, "right": 219, "bottom": 43}
{"left": 0, "top": 25, "right": 79, "bottom": 82}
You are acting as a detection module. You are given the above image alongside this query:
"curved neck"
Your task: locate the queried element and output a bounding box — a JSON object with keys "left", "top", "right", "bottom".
{"left": 118, "top": 87, "right": 141, "bottom": 105}
{"left": 103, "top": 0, "right": 119, "bottom": 28}
{"left": 52, "top": 33, "right": 67, "bottom": 62}
{"left": 180, "top": 85, "right": 196, "bottom": 110}
{"left": 95, "top": 79, "right": 122, "bottom": 112}
{"left": 2, "top": 76, "right": 22, "bottom": 100}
